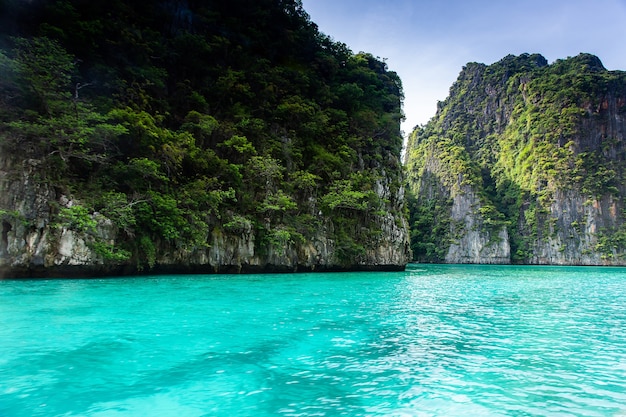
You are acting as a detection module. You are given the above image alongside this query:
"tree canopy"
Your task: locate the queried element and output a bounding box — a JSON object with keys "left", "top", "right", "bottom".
{"left": 0, "top": 0, "right": 406, "bottom": 269}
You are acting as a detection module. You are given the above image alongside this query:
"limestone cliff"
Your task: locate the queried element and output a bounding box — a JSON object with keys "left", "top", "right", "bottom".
{"left": 405, "top": 53, "right": 626, "bottom": 265}
{"left": 0, "top": 153, "right": 409, "bottom": 277}
{"left": 0, "top": 0, "right": 410, "bottom": 276}
{"left": 0, "top": 0, "right": 410, "bottom": 277}
{"left": 445, "top": 187, "right": 510, "bottom": 264}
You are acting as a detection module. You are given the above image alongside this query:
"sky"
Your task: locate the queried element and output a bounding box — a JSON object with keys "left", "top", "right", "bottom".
{"left": 301, "top": 0, "right": 626, "bottom": 135}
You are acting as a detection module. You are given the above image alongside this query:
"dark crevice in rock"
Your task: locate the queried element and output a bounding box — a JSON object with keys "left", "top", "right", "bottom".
{"left": 1, "top": 221, "right": 11, "bottom": 255}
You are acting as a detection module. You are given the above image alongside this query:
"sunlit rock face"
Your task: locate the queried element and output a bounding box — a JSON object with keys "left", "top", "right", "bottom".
{"left": 405, "top": 53, "right": 626, "bottom": 265}
{"left": 444, "top": 188, "right": 510, "bottom": 264}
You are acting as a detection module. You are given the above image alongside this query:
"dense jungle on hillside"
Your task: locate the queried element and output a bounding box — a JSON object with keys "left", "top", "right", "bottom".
{"left": 405, "top": 53, "right": 626, "bottom": 265}
{"left": 0, "top": 0, "right": 409, "bottom": 275}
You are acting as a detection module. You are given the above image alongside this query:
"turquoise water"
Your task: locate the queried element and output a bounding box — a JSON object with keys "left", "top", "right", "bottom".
{"left": 1, "top": 265, "right": 626, "bottom": 416}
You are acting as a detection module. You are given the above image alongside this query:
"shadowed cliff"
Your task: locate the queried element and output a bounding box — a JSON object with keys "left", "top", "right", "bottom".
{"left": 0, "top": 0, "right": 410, "bottom": 277}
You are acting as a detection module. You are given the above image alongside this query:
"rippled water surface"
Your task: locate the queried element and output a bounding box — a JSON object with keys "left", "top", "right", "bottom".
{"left": 2, "top": 265, "right": 626, "bottom": 416}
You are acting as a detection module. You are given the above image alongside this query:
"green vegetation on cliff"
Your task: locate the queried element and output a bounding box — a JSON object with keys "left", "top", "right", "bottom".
{"left": 405, "top": 53, "right": 626, "bottom": 263}
{"left": 0, "top": 0, "right": 406, "bottom": 271}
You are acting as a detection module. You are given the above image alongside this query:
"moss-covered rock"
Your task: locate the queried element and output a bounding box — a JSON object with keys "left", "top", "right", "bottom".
{"left": 405, "top": 53, "right": 626, "bottom": 265}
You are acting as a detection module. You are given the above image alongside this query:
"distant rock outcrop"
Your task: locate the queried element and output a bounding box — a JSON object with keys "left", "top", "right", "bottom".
{"left": 405, "top": 53, "right": 626, "bottom": 265}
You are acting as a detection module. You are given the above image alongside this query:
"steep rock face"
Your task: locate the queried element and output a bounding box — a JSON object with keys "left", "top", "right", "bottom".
{"left": 405, "top": 53, "right": 626, "bottom": 265}
{"left": 445, "top": 187, "right": 510, "bottom": 264}
{"left": 528, "top": 191, "right": 621, "bottom": 265}
{"left": 0, "top": 155, "right": 115, "bottom": 275}
{"left": 406, "top": 147, "right": 510, "bottom": 264}
{"left": 0, "top": 154, "right": 409, "bottom": 277}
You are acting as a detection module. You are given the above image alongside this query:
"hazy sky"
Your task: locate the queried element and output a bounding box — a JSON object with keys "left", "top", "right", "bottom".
{"left": 301, "top": 0, "right": 626, "bottom": 134}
